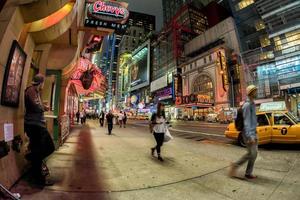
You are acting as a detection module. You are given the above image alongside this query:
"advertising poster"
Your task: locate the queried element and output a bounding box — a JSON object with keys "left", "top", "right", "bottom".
{"left": 130, "top": 41, "right": 150, "bottom": 91}
{"left": 1, "top": 40, "right": 26, "bottom": 107}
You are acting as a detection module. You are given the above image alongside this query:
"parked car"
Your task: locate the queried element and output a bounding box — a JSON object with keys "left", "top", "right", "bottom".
{"left": 206, "top": 113, "right": 218, "bottom": 123}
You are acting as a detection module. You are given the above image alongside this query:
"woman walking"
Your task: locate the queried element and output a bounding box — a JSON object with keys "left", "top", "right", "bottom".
{"left": 150, "top": 102, "right": 167, "bottom": 162}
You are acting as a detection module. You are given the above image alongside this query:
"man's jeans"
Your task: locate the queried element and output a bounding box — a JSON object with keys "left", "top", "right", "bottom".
{"left": 235, "top": 141, "right": 258, "bottom": 175}
{"left": 108, "top": 123, "right": 113, "bottom": 134}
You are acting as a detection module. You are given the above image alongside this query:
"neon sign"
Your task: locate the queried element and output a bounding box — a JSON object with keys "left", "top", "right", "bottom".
{"left": 92, "top": 1, "right": 125, "bottom": 18}
{"left": 87, "top": 1, "right": 129, "bottom": 23}
{"left": 84, "top": 1, "right": 129, "bottom": 32}
{"left": 217, "top": 51, "right": 229, "bottom": 91}
{"left": 175, "top": 94, "right": 214, "bottom": 105}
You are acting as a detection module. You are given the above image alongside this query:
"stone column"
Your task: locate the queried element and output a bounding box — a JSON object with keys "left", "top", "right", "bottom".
{"left": 34, "top": 43, "right": 52, "bottom": 75}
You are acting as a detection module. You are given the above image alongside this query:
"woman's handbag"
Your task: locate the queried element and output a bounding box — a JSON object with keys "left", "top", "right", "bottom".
{"left": 164, "top": 127, "right": 173, "bottom": 142}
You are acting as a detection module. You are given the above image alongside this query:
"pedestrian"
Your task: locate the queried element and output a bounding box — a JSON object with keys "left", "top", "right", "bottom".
{"left": 123, "top": 112, "right": 127, "bottom": 128}
{"left": 118, "top": 111, "right": 124, "bottom": 128}
{"left": 229, "top": 85, "right": 258, "bottom": 179}
{"left": 80, "top": 110, "right": 84, "bottom": 124}
{"left": 99, "top": 110, "right": 105, "bottom": 127}
{"left": 24, "top": 74, "right": 55, "bottom": 186}
{"left": 106, "top": 110, "right": 114, "bottom": 135}
{"left": 149, "top": 102, "right": 167, "bottom": 162}
{"left": 76, "top": 111, "right": 80, "bottom": 124}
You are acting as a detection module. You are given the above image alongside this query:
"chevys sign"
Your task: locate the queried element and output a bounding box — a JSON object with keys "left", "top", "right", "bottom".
{"left": 84, "top": 0, "right": 129, "bottom": 32}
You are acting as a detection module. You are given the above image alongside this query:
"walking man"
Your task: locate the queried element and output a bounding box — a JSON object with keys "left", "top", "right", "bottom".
{"left": 229, "top": 85, "right": 258, "bottom": 179}
{"left": 106, "top": 110, "right": 114, "bottom": 135}
{"left": 24, "top": 74, "right": 55, "bottom": 186}
{"left": 99, "top": 110, "right": 105, "bottom": 127}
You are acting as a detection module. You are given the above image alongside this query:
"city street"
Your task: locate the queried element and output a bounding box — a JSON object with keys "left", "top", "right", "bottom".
{"left": 11, "top": 120, "right": 300, "bottom": 200}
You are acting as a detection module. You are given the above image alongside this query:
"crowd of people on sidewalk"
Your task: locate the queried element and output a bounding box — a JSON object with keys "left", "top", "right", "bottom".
{"left": 24, "top": 73, "right": 259, "bottom": 188}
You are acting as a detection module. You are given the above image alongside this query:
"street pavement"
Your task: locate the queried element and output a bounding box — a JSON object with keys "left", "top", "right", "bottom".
{"left": 131, "top": 120, "right": 232, "bottom": 143}
{"left": 10, "top": 120, "right": 300, "bottom": 200}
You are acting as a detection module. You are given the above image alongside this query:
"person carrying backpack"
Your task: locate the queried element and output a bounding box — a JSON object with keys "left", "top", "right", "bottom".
{"left": 229, "top": 85, "right": 258, "bottom": 179}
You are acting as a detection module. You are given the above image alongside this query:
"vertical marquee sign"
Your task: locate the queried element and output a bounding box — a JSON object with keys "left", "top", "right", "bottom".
{"left": 84, "top": 0, "right": 129, "bottom": 32}
{"left": 217, "top": 51, "right": 229, "bottom": 91}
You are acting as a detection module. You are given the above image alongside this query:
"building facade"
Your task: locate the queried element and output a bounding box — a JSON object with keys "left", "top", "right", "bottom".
{"left": 179, "top": 17, "right": 242, "bottom": 119}
{"left": 228, "top": 0, "right": 300, "bottom": 116}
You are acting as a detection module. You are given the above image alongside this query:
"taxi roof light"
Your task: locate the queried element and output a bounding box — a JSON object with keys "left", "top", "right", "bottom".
{"left": 259, "top": 101, "right": 286, "bottom": 112}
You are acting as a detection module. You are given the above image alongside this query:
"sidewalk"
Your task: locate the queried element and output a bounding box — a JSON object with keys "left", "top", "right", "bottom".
{"left": 11, "top": 121, "right": 300, "bottom": 200}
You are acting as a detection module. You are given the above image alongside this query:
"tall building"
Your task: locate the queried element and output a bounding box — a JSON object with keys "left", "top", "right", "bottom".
{"left": 162, "top": 0, "right": 212, "bottom": 25}
{"left": 95, "top": 34, "right": 122, "bottom": 110}
{"left": 152, "top": 3, "right": 208, "bottom": 81}
{"left": 148, "top": 2, "right": 212, "bottom": 117}
{"left": 116, "top": 12, "right": 156, "bottom": 109}
{"left": 128, "top": 11, "right": 156, "bottom": 33}
{"left": 227, "top": 0, "right": 300, "bottom": 116}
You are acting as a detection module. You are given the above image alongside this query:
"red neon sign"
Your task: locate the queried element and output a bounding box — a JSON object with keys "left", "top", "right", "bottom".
{"left": 93, "top": 1, "right": 125, "bottom": 17}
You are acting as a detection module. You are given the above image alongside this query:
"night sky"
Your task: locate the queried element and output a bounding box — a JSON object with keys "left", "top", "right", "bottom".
{"left": 122, "top": 0, "right": 163, "bottom": 31}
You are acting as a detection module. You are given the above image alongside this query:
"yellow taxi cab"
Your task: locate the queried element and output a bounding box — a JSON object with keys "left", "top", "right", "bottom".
{"left": 225, "top": 101, "right": 300, "bottom": 146}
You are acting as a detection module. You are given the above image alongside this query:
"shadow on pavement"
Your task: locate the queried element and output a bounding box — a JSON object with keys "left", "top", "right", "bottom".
{"left": 10, "top": 125, "right": 109, "bottom": 199}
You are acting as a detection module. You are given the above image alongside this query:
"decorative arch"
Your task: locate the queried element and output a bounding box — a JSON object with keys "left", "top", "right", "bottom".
{"left": 191, "top": 73, "right": 215, "bottom": 100}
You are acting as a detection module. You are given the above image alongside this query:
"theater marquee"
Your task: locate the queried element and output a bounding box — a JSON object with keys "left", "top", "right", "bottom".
{"left": 84, "top": 0, "right": 129, "bottom": 32}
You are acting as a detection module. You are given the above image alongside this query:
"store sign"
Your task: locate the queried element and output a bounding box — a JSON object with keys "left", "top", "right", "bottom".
{"left": 156, "top": 87, "right": 173, "bottom": 101}
{"left": 217, "top": 51, "right": 229, "bottom": 91}
{"left": 173, "top": 74, "right": 182, "bottom": 97}
{"left": 150, "top": 75, "right": 168, "bottom": 92}
{"left": 84, "top": 1, "right": 129, "bottom": 32}
{"left": 175, "top": 94, "right": 214, "bottom": 105}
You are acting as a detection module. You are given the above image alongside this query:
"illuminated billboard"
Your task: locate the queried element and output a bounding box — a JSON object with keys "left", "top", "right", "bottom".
{"left": 84, "top": 0, "right": 129, "bottom": 32}
{"left": 129, "top": 41, "right": 150, "bottom": 91}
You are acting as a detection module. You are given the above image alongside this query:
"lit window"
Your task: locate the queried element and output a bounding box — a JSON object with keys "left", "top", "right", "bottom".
{"left": 259, "top": 35, "right": 271, "bottom": 47}
{"left": 274, "top": 30, "right": 300, "bottom": 53}
{"left": 255, "top": 20, "right": 265, "bottom": 31}
{"left": 235, "top": 0, "right": 254, "bottom": 11}
{"left": 259, "top": 51, "right": 274, "bottom": 61}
